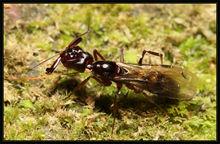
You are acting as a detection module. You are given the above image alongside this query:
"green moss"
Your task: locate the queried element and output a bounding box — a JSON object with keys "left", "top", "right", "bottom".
{"left": 4, "top": 106, "right": 20, "bottom": 124}
{"left": 4, "top": 4, "right": 216, "bottom": 140}
{"left": 18, "top": 99, "right": 35, "bottom": 110}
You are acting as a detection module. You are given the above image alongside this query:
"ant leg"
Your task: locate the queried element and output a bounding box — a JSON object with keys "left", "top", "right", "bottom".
{"left": 120, "top": 48, "right": 125, "bottom": 63}
{"left": 75, "top": 76, "right": 112, "bottom": 91}
{"left": 125, "top": 83, "right": 165, "bottom": 112}
{"left": 111, "top": 83, "right": 122, "bottom": 135}
{"left": 27, "top": 53, "right": 60, "bottom": 74}
{"left": 46, "top": 57, "right": 61, "bottom": 74}
{"left": 142, "top": 90, "right": 165, "bottom": 112}
{"left": 74, "top": 76, "right": 92, "bottom": 91}
{"left": 47, "top": 74, "right": 63, "bottom": 96}
{"left": 138, "top": 50, "right": 146, "bottom": 66}
{"left": 92, "top": 76, "right": 112, "bottom": 86}
{"left": 138, "top": 50, "right": 163, "bottom": 65}
{"left": 93, "top": 49, "right": 106, "bottom": 61}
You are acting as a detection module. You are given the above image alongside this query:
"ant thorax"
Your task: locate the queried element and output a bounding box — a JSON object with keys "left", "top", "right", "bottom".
{"left": 91, "top": 61, "right": 120, "bottom": 78}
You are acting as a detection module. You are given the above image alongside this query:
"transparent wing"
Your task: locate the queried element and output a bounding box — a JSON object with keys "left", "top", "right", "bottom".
{"left": 114, "top": 63, "right": 198, "bottom": 100}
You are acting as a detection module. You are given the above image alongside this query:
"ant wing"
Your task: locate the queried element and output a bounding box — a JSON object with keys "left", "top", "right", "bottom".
{"left": 115, "top": 62, "right": 198, "bottom": 100}
{"left": 147, "top": 65, "right": 198, "bottom": 100}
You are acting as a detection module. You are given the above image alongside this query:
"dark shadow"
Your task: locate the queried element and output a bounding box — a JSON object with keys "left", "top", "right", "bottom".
{"left": 94, "top": 93, "right": 180, "bottom": 118}
{"left": 47, "top": 77, "right": 181, "bottom": 118}
{"left": 46, "top": 76, "right": 88, "bottom": 102}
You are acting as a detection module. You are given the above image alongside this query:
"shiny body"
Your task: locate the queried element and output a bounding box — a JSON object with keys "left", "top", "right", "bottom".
{"left": 45, "top": 33, "right": 197, "bottom": 100}
{"left": 41, "top": 30, "right": 197, "bottom": 134}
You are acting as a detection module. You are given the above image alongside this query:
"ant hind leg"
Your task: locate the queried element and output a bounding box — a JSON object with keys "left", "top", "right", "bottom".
{"left": 138, "top": 50, "right": 163, "bottom": 66}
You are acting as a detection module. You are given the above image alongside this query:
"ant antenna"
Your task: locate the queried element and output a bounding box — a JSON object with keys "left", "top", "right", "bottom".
{"left": 26, "top": 53, "right": 60, "bottom": 73}
{"left": 5, "top": 53, "right": 60, "bottom": 81}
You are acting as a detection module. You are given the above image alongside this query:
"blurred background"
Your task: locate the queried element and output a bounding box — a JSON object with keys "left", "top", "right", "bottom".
{"left": 4, "top": 4, "right": 216, "bottom": 140}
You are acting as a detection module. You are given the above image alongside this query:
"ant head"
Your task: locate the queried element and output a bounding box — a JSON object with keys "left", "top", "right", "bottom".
{"left": 60, "top": 46, "right": 94, "bottom": 72}
{"left": 45, "top": 28, "right": 91, "bottom": 74}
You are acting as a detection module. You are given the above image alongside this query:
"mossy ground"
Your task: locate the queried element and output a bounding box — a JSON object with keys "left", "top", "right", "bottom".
{"left": 4, "top": 4, "right": 216, "bottom": 140}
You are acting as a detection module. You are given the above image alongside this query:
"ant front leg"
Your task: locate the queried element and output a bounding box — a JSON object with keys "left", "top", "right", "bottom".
{"left": 92, "top": 76, "right": 112, "bottom": 86}
{"left": 74, "top": 76, "right": 92, "bottom": 91}
{"left": 93, "top": 49, "right": 106, "bottom": 61}
{"left": 75, "top": 76, "right": 112, "bottom": 91}
{"left": 46, "top": 57, "right": 61, "bottom": 74}
{"left": 138, "top": 50, "right": 163, "bottom": 66}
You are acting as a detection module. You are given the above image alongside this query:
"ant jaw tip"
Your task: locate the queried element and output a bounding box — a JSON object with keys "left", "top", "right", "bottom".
{"left": 45, "top": 68, "right": 53, "bottom": 75}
